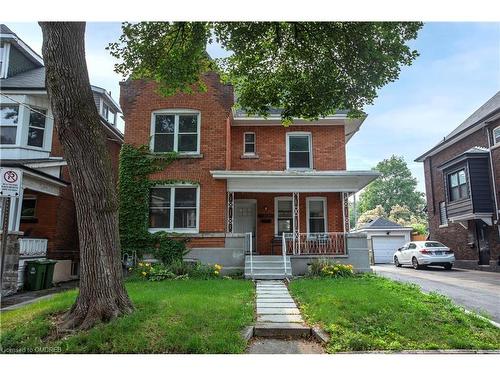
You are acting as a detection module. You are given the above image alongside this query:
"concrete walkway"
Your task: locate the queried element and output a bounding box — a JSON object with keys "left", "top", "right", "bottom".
{"left": 256, "top": 280, "right": 304, "bottom": 324}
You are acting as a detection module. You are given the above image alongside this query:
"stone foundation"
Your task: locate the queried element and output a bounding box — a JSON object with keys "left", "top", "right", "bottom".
{"left": 1, "top": 231, "right": 21, "bottom": 297}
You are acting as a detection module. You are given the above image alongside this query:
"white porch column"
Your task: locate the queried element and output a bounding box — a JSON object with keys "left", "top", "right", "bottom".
{"left": 342, "top": 192, "right": 351, "bottom": 233}
{"left": 292, "top": 192, "right": 300, "bottom": 254}
{"left": 226, "top": 191, "right": 234, "bottom": 233}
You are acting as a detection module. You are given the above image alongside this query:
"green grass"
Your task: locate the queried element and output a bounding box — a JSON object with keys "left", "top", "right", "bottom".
{"left": 289, "top": 275, "right": 500, "bottom": 353}
{"left": 0, "top": 279, "right": 254, "bottom": 354}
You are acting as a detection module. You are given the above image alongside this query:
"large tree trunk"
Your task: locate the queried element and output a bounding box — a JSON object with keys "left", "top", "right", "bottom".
{"left": 39, "top": 22, "right": 133, "bottom": 330}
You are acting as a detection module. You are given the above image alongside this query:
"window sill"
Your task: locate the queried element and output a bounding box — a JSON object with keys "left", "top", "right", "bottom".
{"left": 241, "top": 154, "right": 259, "bottom": 159}
{"left": 20, "top": 217, "right": 38, "bottom": 224}
{"left": 148, "top": 228, "right": 199, "bottom": 234}
{"left": 176, "top": 153, "right": 203, "bottom": 159}
{"left": 438, "top": 224, "right": 449, "bottom": 228}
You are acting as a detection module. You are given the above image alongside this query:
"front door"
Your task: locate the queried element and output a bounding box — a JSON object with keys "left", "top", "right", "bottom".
{"left": 234, "top": 200, "right": 256, "bottom": 253}
{"left": 476, "top": 220, "right": 491, "bottom": 265}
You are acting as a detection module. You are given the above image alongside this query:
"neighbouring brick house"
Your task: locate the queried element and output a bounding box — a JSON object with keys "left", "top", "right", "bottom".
{"left": 0, "top": 24, "right": 123, "bottom": 291}
{"left": 416, "top": 91, "right": 500, "bottom": 271}
{"left": 121, "top": 72, "right": 379, "bottom": 278}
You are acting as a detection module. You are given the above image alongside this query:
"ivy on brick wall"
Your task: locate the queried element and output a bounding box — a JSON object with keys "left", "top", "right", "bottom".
{"left": 118, "top": 144, "right": 196, "bottom": 259}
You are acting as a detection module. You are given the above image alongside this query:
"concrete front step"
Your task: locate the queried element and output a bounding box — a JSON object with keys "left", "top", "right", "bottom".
{"left": 253, "top": 323, "right": 311, "bottom": 339}
{"left": 258, "top": 314, "right": 304, "bottom": 323}
{"left": 245, "top": 274, "right": 291, "bottom": 280}
{"left": 257, "top": 307, "right": 301, "bottom": 314}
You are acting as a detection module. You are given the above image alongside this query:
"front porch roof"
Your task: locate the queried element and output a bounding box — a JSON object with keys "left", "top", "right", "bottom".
{"left": 210, "top": 170, "right": 380, "bottom": 193}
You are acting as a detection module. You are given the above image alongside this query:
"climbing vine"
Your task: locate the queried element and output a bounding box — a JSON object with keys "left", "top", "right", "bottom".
{"left": 118, "top": 144, "right": 196, "bottom": 259}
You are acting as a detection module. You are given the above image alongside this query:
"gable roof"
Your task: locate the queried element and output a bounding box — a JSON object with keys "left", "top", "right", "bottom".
{"left": 415, "top": 91, "right": 500, "bottom": 162}
{"left": 0, "top": 66, "right": 45, "bottom": 89}
{"left": 359, "top": 216, "right": 407, "bottom": 230}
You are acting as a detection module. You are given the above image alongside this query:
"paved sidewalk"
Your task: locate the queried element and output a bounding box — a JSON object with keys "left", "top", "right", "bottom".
{"left": 1, "top": 280, "right": 78, "bottom": 311}
{"left": 256, "top": 280, "right": 304, "bottom": 324}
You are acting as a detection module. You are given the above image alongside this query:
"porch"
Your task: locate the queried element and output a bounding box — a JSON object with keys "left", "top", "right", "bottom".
{"left": 210, "top": 170, "right": 379, "bottom": 278}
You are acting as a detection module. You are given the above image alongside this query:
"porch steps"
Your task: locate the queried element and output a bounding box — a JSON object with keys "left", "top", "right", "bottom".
{"left": 244, "top": 255, "right": 292, "bottom": 279}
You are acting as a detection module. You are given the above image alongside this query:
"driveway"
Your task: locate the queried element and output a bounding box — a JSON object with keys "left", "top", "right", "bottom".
{"left": 372, "top": 264, "right": 500, "bottom": 323}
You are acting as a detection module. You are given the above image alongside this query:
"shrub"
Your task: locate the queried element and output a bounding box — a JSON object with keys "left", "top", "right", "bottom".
{"left": 307, "top": 258, "right": 354, "bottom": 278}
{"left": 130, "top": 260, "right": 223, "bottom": 281}
{"left": 151, "top": 232, "right": 189, "bottom": 265}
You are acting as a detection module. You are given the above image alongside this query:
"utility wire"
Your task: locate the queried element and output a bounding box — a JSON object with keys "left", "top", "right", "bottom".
{"left": 0, "top": 93, "right": 54, "bottom": 120}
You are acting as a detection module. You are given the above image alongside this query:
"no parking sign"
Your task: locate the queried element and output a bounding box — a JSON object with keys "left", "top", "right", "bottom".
{"left": 0, "top": 168, "right": 22, "bottom": 197}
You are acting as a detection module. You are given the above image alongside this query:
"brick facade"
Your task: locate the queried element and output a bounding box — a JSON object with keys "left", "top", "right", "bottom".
{"left": 422, "top": 118, "right": 500, "bottom": 268}
{"left": 121, "top": 73, "right": 348, "bottom": 252}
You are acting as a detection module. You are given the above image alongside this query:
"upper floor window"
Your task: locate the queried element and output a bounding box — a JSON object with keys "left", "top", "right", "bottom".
{"left": 27, "top": 108, "right": 46, "bottom": 148}
{"left": 149, "top": 185, "right": 199, "bottom": 232}
{"left": 0, "top": 104, "right": 19, "bottom": 144}
{"left": 448, "top": 169, "right": 469, "bottom": 201}
{"left": 494, "top": 126, "right": 500, "bottom": 145}
{"left": 244, "top": 132, "right": 256, "bottom": 154}
{"left": 102, "top": 102, "right": 116, "bottom": 125}
{"left": 151, "top": 111, "right": 200, "bottom": 154}
{"left": 286, "top": 133, "right": 312, "bottom": 169}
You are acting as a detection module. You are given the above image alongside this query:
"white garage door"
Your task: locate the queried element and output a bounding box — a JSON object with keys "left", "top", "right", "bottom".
{"left": 372, "top": 236, "right": 407, "bottom": 264}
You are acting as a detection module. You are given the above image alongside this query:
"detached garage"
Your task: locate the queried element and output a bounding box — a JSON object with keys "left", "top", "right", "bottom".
{"left": 353, "top": 217, "right": 412, "bottom": 264}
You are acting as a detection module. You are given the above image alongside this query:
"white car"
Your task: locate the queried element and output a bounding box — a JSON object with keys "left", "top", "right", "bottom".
{"left": 393, "top": 241, "right": 455, "bottom": 270}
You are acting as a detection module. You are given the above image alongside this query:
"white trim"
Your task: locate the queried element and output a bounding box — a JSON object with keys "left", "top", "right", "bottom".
{"left": 274, "top": 196, "right": 293, "bottom": 236}
{"left": 286, "top": 131, "right": 313, "bottom": 170}
{"left": 0, "top": 42, "right": 10, "bottom": 78}
{"left": 306, "top": 197, "right": 328, "bottom": 234}
{"left": 150, "top": 109, "right": 201, "bottom": 155}
{"left": 243, "top": 131, "right": 256, "bottom": 155}
{"left": 148, "top": 183, "right": 200, "bottom": 234}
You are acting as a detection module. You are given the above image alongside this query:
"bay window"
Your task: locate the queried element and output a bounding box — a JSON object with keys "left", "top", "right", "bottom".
{"left": 286, "top": 132, "right": 312, "bottom": 169}
{"left": 149, "top": 186, "right": 199, "bottom": 232}
{"left": 151, "top": 111, "right": 200, "bottom": 154}
{"left": 0, "top": 104, "right": 19, "bottom": 144}
{"left": 27, "top": 108, "right": 46, "bottom": 147}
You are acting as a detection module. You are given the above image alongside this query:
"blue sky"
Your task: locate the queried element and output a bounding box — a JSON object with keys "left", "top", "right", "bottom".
{"left": 5, "top": 22, "right": 500, "bottom": 191}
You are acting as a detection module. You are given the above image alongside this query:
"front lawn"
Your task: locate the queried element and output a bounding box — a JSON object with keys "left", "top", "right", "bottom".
{"left": 289, "top": 275, "right": 500, "bottom": 353}
{"left": 0, "top": 279, "right": 254, "bottom": 354}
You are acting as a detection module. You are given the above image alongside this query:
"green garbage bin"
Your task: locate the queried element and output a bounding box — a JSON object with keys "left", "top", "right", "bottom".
{"left": 25, "top": 261, "right": 46, "bottom": 291}
{"left": 41, "top": 260, "right": 57, "bottom": 289}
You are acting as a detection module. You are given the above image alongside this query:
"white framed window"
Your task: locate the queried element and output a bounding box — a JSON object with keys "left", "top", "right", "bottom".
{"left": 439, "top": 201, "right": 448, "bottom": 226}
{"left": 0, "top": 104, "right": 19, "bottom": 145}
{"left": 102, "top": 102, "right": 116, "bottom": 125}
{"left": 21, "top": 195, "right": 37, "bottom": 219}
{"left": 243, "top": 132, "right": 256, "bottom": 155}
{"left": 306, "top": 197, "right": 327, "bottom": 234}
{"left": 494, "top": 126, "right": 500, "bottom": 145}
{"left": 274, "top": 197, "right": 293, "bottom": 235}
{"left": 27, "top": 107, "right": 47, "bottom": 148}
{"left": 149, "top": 185, "right": 200, "bottom": 233}
{"left": 286, "top": 132, "right": 312, "bottom": 169}
{"left": 448, "top": 168, "right": 469, "bottom": 202}
{"left": 150, "top": 110, "right": 200, "bottom": 154}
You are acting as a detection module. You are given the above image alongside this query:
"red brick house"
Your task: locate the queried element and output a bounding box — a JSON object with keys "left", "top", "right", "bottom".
{"left": 0, "top": 24, "right": 123, "bottom": 289}
{"left": 416, "top": 91, "right": 500, "bottom": 271}
{"left": 121, "top": 73, "right": 378, "bottom": 278}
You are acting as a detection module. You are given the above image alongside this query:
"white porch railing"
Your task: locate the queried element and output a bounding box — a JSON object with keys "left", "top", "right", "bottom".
{"left": 245, "top": 232, "right": 253, "bottom": 277}
{"left": 19, "top": 238, "right": 48, "bottom": 257}
{"left": 282, "top": 232, "right": 347, "bottom": 255}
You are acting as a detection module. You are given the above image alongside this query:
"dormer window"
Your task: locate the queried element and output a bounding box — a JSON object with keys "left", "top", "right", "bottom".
{"left": 151, "top": 110, "right": 200, "bottom": 154}
{"left": 102, "top": 102, "right": 116, "bottom": 125}
{"left": 286, "top": 132, "right": 312, "bottom": 169}
{"left": 0, "top": 104, "right": 18, "bottom": 144}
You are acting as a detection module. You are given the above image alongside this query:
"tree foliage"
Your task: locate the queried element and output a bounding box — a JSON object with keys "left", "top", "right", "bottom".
{"left": 109, "top": 22, "right": 422, "bottom": 121}
{"left": 358, "top": 155, "right": 426, "bottom": 219}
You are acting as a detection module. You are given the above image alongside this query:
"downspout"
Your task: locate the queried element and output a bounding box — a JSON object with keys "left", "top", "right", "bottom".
{"left": 486, "top": 127, "right": 500, "bottom": 237}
